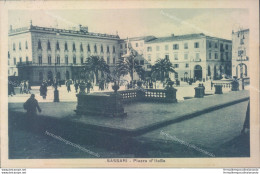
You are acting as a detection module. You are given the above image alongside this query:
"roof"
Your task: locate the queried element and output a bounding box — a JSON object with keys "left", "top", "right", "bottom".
{"left": 233, "top": 29, "right": 249, "bottom": 34}
{"left": 9, "top": 25, "right": 120, "bottom": 40}
{"left": 120, "top": 36, "right": 157, "bottom": 42}
{"left": 145, "top": 33, "right": 206, "bottom": 43}
{"left": 145, "top": 33, "right": 232, "bottom": 43}
{"left": 129, "top": 36, "right": 157, "bottom": 42}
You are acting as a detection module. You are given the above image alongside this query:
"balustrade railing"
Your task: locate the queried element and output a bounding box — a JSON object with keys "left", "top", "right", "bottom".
{"left": 211, "top": 80, "right": 233, "bottom": 90}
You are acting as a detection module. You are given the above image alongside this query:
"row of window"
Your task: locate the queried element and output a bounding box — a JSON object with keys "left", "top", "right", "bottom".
{"left": 172, "top": 63, "right": 189, "bottom": 69}
{"left": 147, "top": 42, "right": 200, "bottom": 52}
{"left": 148, "top": 53, "right": 201, "bottom": 61}
{"left": 37, "top": 40, "right": 116, "bottom": 53}
{"left": 12, "top": 41, "right": 28, "bottom": 51}
{"left": 12, "top": 57, "right": 29, "bottom": 65}
{"left": 208, "top": 52, "right": 230, "bottom": 60}
{"left": 37, "top": 55, "right": 116, "bottom": 65}
{"left": 208, "top": 42, "right": 230, "bottom": 50}
{"left": 146, "top": 42, "right": 230, "bottom": 52}
{"left": 147, "top": 51, "right": 230, "bottom": 61}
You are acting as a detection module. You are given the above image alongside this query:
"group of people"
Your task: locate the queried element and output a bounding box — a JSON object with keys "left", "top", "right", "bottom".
{"left": 20, "top": 80, "right": 31, "bottom": 94}
{"left": 8, "top": 80, "right": 31, "bottom": 97}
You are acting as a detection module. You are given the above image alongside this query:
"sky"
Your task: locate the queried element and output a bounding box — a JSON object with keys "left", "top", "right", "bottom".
{"left": 8, "top": 9, "right": 249, "bottom": 40}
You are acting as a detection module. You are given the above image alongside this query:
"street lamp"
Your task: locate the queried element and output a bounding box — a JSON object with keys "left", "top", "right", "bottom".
{"left": 54, "top": 56, "right": 60, "bottom": 102}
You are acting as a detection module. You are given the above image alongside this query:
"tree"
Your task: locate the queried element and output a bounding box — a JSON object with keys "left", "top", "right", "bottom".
{"left": 151, "top": 57, "right": 176, "bottom": 82}
{"left": 82, "top": 56, "right": 110, "bottom": 83}
{"left": 115, "top": 56, "right": 145, "bottom": 82}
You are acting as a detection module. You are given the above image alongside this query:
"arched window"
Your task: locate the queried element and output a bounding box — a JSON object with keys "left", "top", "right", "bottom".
{"left": 73, "top": 43, "right": 76, "bottom": 51}
{"left": 56, "top": 55, "right": 60, "bottom": 64}
{"left": 87, "top": 44, "right": 90, "bottom": 52}
{"left": 38, "top": 55, "right": 42, "bottom": 64}
{"left": 39, "top": 72, "right": 43, "bottom": 81}
{"left": 19, "top": 42, "right": 22, "bottom": 50}
{"left": 208, "top": 65, "right": 211, "bottom": 76}
{"left": 94, "top": 44, "right": 97, "bottom": 53}
{"left": 80, "top": 43, "right": 83, "bottom": 52}
{"left": 56, "top": 41, "right": 60, "bottom": 50}
{"left": 48, "top": 55, "right": 52, "bottom": 65}
{"left": 56, "top": 72, "right": 61, "bottom": 79}
{"left": 113, "top": 57, "right": 116, "bottom": 64}
{"left": 38, "top": 40, "right": 42, "bottom": 49}
{"left": 101, "top": 45, "right": 103, "bottom": 53}
{"left": 65, "top": 42, "right": 68, "bottom": 51}
{"left": 73, "top": 55, "right": 76, "bottom": 64}
{"left": 65, "top": 55, "right": 68, "bottom": 64}
{"left": 107, "top": 46, "right": 110, "bottom": 53}
{"left": 66, "top": 71, "right": 70, "bottom": 79}
{"left": 113, "top": 46, "right": 115, "bottom": 53}
{"left": 81, "top": 56, "right": 84, "bottom": 64}
{"left": 47, "top": 41, "right": 51, "bottom": 50}
{"left": 25, "top": 41, "right": 28, "bottom": 49}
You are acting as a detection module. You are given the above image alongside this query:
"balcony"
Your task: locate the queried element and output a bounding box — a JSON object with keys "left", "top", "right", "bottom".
{"left": 237, "top": 57, "right": 249, "bottom": 61}
{"left": 193, "top": 58, "right": 201, "bottom": 62}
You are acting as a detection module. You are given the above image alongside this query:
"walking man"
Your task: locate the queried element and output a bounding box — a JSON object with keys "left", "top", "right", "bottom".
{"left": 23, "top": 94, "right": 42, "bottom": 131}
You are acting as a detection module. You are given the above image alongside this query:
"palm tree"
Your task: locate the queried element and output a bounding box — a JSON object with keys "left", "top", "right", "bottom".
{"left": 82, "top": 56, "right": 110, "bottom": 83}
{"left": 115, "top": 56, "right": 145, "bottom": 82}
{"left": 151, "top": 57, "right": 176, "bottom": 82}
{"left": 113, "top": 57, "right": 129, "bottom": 82}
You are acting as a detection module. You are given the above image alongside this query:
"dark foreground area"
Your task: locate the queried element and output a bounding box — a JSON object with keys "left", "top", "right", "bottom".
{"left": 9, "top": 100, "right": 250, "bottom": 159}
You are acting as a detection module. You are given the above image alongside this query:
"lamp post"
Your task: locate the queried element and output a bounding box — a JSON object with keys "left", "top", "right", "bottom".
{"left": 238, "top": 29, "right": 245, "bottom": 90}
{"left": 54, "top": 56, "right": 60, "bottom": 102}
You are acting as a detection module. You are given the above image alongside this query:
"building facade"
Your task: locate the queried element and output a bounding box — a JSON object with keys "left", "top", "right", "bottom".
{"left": 8, "top": 22, "right": 121, "bottom": 85}
{"left": 8, "top": 22, "right": 233, "bottom": 85}
{"left": 231, "top": 29, "right": 249, "bottom": 78}
{"left": 143, "top": 33, "right": 232, "bottom": 81}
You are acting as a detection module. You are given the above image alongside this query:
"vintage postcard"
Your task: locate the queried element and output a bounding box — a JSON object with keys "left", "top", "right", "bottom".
{"left": 0, "top": 0, "right": 259, "bottom": 168}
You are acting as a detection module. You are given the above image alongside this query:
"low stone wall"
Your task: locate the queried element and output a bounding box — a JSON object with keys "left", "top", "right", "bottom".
{"left": 75, "top": 92, "right": 126, "bottom": 117}
{"left": 100, "top": 88, "right": 177, "bottom": 104}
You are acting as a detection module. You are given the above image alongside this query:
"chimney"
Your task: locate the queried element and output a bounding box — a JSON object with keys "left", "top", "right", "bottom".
{"left": 9, "top": 25, "right": 12, "bottom": 31}
{"left": 171, "top": 33, "right": 175, "bottom": 37}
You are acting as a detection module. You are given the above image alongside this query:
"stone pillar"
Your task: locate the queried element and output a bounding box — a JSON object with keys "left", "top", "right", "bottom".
{"left": 108, "top": 93, "right": 127, "bottom": 117}
{"left": 79, "top": 83, "right": 86, "bottom": 94}
{"left": 214, "top": 84, "right": 223, "bottom": 94}
{"left": 194, "top": 84, "right": 204, "bottom": 98}
{"left": 165, "top": 81, "right": 177, "bottom": 103}
{"left": 231, "top": 80, "right": 239, "bottom": 91}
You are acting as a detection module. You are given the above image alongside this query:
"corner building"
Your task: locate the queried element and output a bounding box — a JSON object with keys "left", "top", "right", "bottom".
{"left": 144, "top": 33, "right": 232, "bottom": 81}
{"left": 8, "top": 23, "right": 121, "bottom": 85}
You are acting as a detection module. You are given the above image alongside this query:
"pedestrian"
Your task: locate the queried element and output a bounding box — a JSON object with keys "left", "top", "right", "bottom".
{"left": 74, "top": 81, "right": 79, "bottom": 93}
{"left": 20, "top": 81, "right": 24, "bottom": 94}
{"left": 27, "top": 80, "right": 31, "bottom": 94}
{"left": 23, "top": 81, "right": 28, "bottom": 94}
{"left": 24, "top": 94, "right": 42, "bottom": 116}
{"left": 66, "top": 80, "right": 71, "bottom": 92}
{"left": 40, "top": 82, "right": 47, "bottom": 99}
{"left": 23, "top": 94, "right": 42, "bottom": 131}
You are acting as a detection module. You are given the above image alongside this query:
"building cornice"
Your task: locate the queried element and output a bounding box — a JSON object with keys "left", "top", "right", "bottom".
{"left": 9, "top": 25, "right": 120, "bottom": 41}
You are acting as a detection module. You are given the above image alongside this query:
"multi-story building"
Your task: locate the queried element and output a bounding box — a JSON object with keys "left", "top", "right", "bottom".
{"left": 8, "top": 22, "right": 233, "bottom": 84}
{"left": 119, "top": 36, "right": 156, "bottom": 72}
{"left": 143, "top": 33, "right": 232, "bottom": 81}
{"left": 8, "top": 22, "right": 121, "bottom": 85}
{"left": 231, "top": 29, "right": 249, "bottom": 78}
